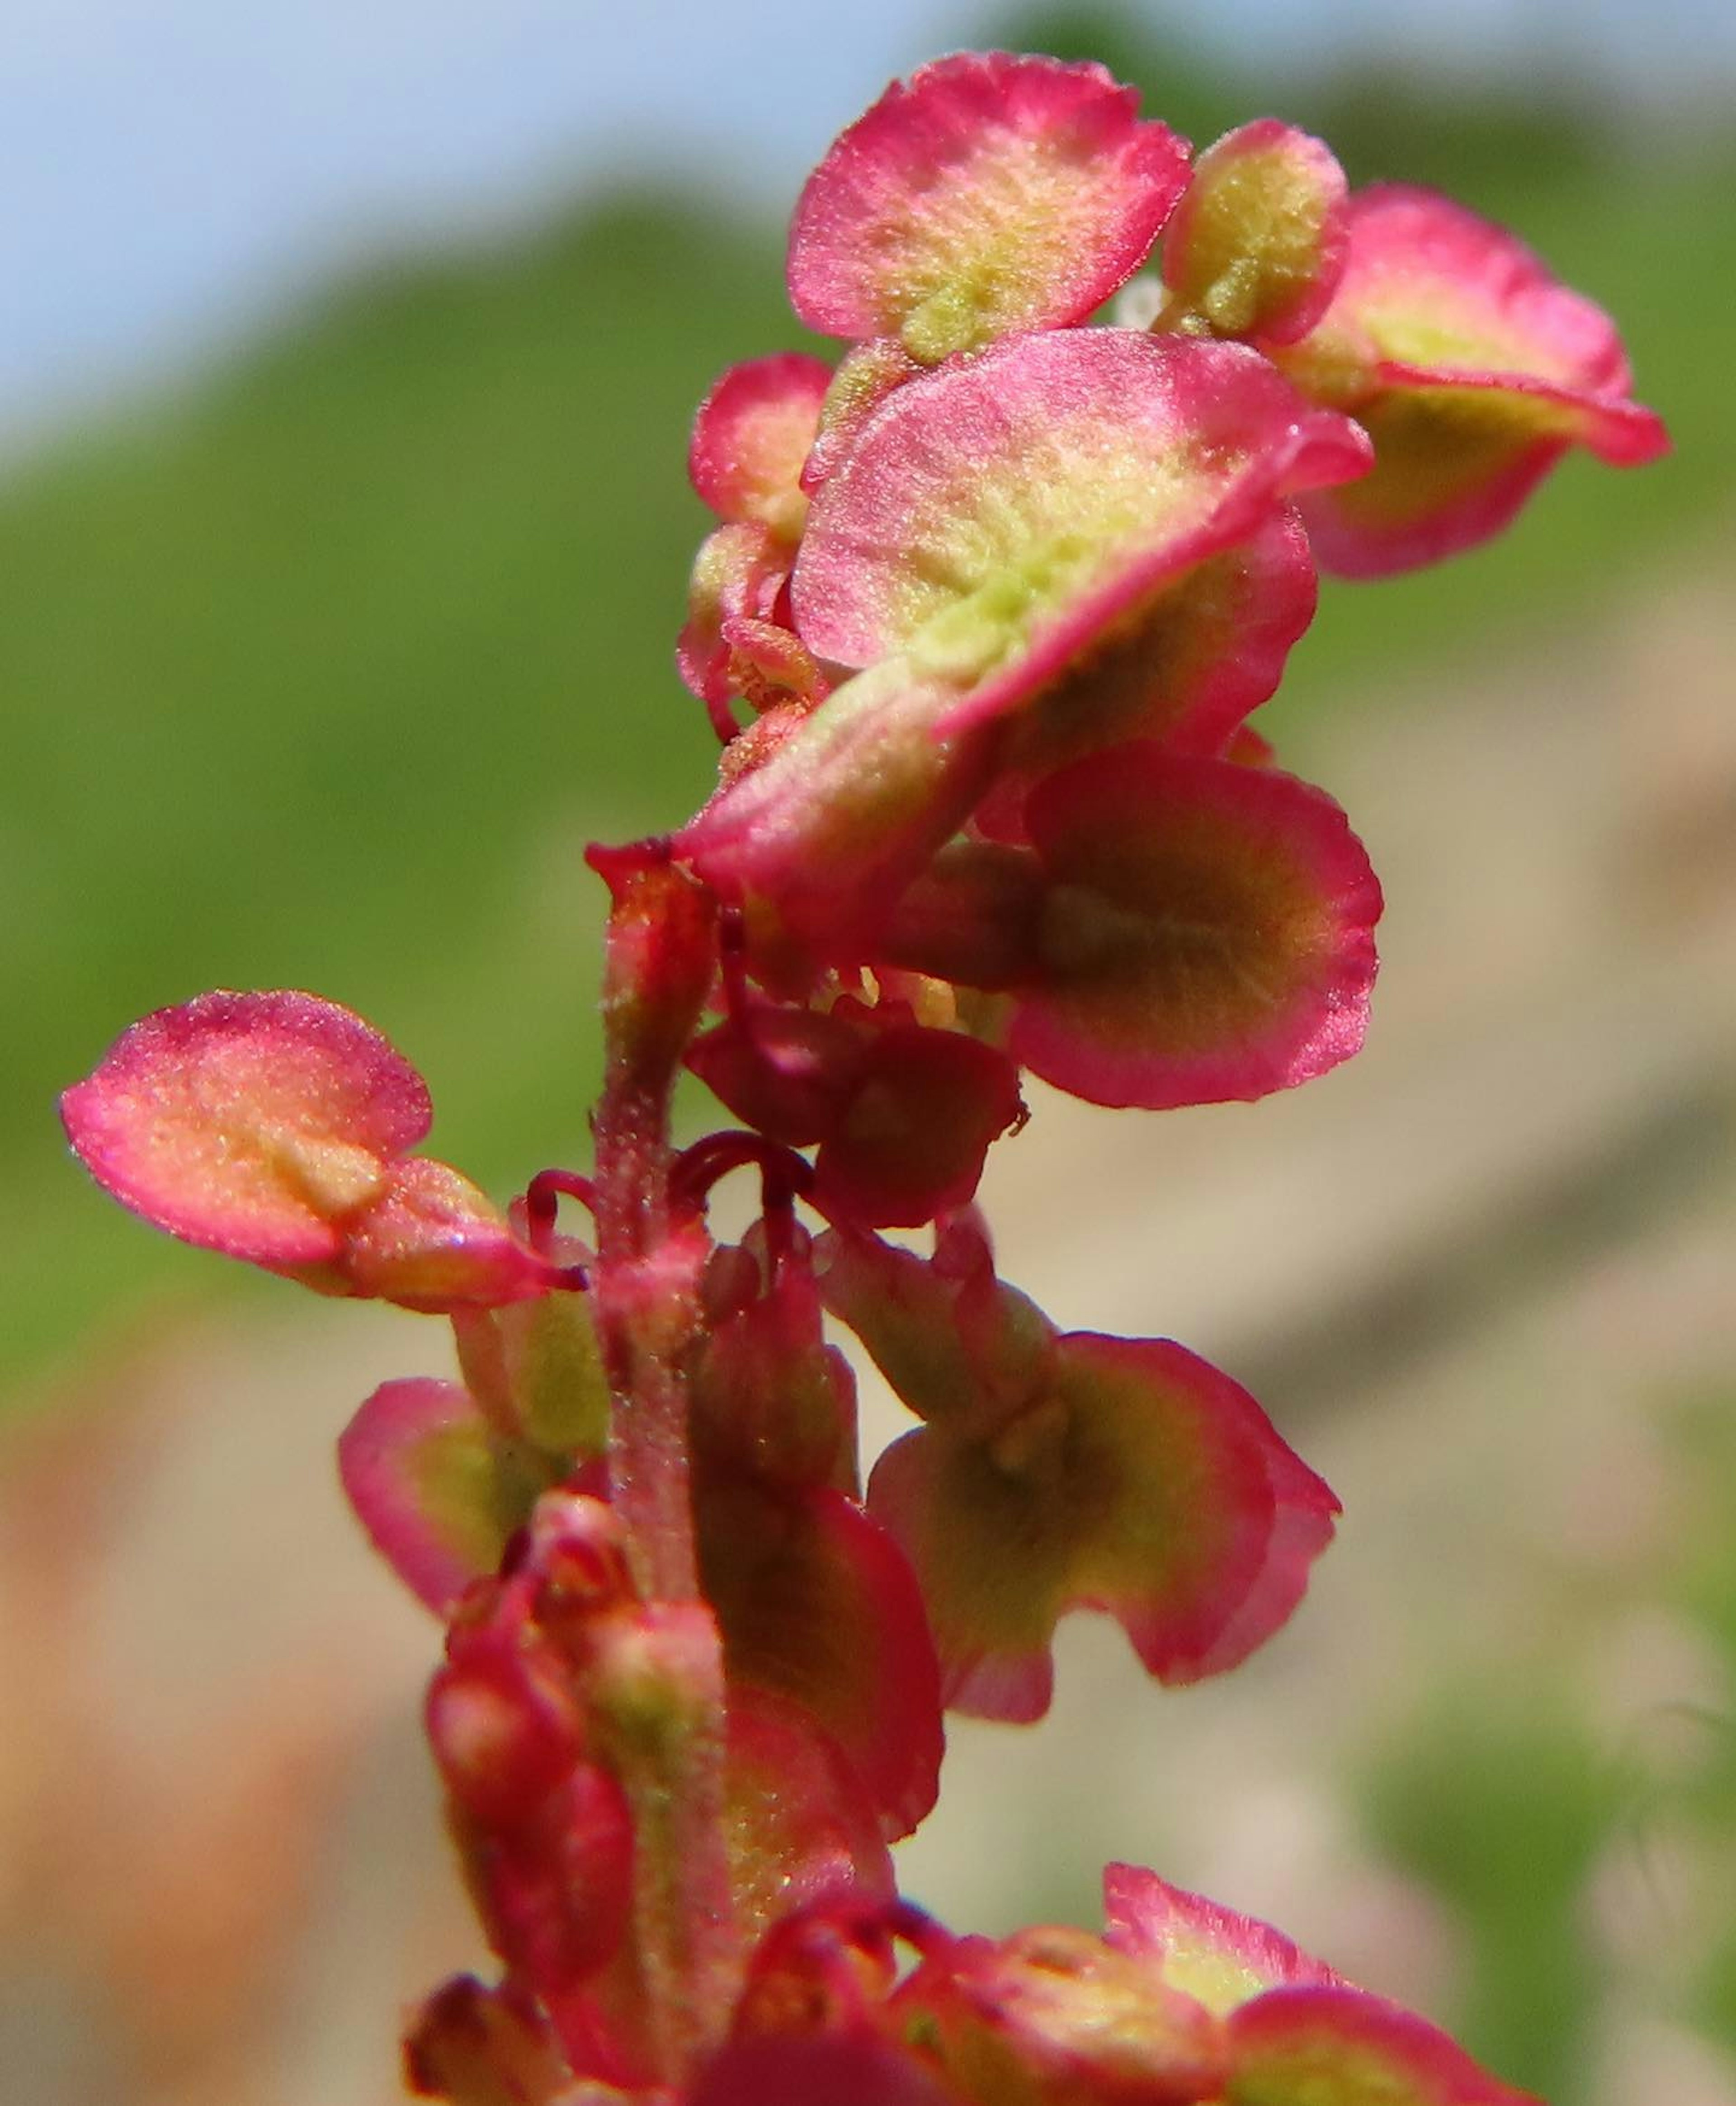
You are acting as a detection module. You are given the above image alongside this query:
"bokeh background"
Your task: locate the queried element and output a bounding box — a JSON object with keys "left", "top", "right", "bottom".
{"left": 4, "top": 3, "right": 1735, "bottom": 2101}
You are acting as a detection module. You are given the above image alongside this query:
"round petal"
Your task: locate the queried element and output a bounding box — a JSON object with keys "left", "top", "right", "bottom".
{"left": 789, "top": 52, "right": 1190, "bottom": 362}
{"left": 338, "top": 1377, "right": 552, "bottom": 1612}
{"left": 60, "top": 988, "right": 430, "bottom": 1268}
{"left": 689, "top": 352, "right": 832, "bottom": 538}
{"left": 868, "top": 1330, "right": 1329, "bottom": 1720}
{"left": 791, "top": 330, "right": 1367, "bottom": 739}
{"left": 1011, "top": 748, "right": 1382, "bottom": 1111}
{"left": 814, "top": 1023, "right": 1024, "bottom": 1230}
{"left": 1284, "top": 184, "right": 1668, "bottom": 575}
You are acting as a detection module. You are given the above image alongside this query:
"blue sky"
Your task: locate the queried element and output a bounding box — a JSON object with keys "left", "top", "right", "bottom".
{"left": 3, "top": 0, "right": 1731, "bottom": 450}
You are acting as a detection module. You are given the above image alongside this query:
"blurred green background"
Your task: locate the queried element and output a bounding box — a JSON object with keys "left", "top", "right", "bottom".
{"left": 3, "top": 5, "right": 1733, "bottom": 2103}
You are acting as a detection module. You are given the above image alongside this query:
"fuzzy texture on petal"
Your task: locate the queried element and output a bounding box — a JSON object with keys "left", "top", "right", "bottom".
{"left": 1160, "top": 120, "right": 1349, "bottom": 346}
{"left": 1224, "top": 1986, "right": 1540, "bottom": 2106}
{"left": 864, "top": 1314, "right": 1335, "bottom": 1719}
{"left": 60, "top": 989, "right": 430, "bottom": 1267}
{"left": 689, "top": 352, "right": 832, "bottom": 538}
{"left": 1281, "top": 184, "right": 1667, "bottom": 575}
{"left": 977, "top": 509, "right": 1318, "bottom": 808}
{"left": 892, "top": 1923, "right": 1228, "bottom": 2106}
{"left": 699, "top": 1475, "right": 944, "bottom": 1839}
{"left": 791, "top": 330, "right": 1367, "bottom": 744}
{"left": 338, "top": 1377, "right": 554, "bottom": 1612}
{"left": 722, "top": 1688, "right": 898, "bottom": 1938}
{"left": 802, "top": 338, "right": 921, "bottom": 494}
{"left": 788, "top": 52, "right": 1190, "bottom": 362}
{"left": 1011, "top": 748, "right": 1381, "bottom": 1110}
{"left": 1104, "top": 1867, "right": 1346, "bottom": 2018}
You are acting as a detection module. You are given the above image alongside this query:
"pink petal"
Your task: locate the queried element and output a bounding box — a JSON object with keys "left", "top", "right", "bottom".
{"left": 1226, "top": 1985, "right": 1540, "bottom": 2105}
{"left": 1161, "top": 119, "right": 1349, "bottom": 346}
{"left": 866, "top": 1329, "right": 1326, "bottom": 1720}
{"left": 800, "top": 337, "right": 920, "bottom": 495}
{"left": 60, "top": 989, "right": 430, "bottom": 1269}
{"left": 723, "top": 1687, "right": 898, "bottom": 1938}
{"left": 677, "top": 519, "right": 789, "bottom": 708}
{"left": 700, "top": 1475, "right": 944, "bottom": 1839}
{"left": 1285, "top": 184, "right": 1667, "bottom": 575}
{"left": 892, "top": 1924, "right": 1228, "bottom": 2105}
{"left": 790, "top": 330, "right": 1367, "bottom": 741}
{"left": 689, "top": 351, "right": 832, "bottom": 537}
{"left": 1010, "top": 748, "right": 1382, "bottom": 1110}
{"left": 815, "top": 1224, "right": 1056, "bottom": 1432}
{"left": 1104, "top": 1866, "right": 1347, "bottom": 2014}
{"left": 986, "top": 507, "right": 1319, "bottom": 796}
{"left": 788, "top": 52, "right": 1190, "bottom": 361}
{"left": 338, "top": 1376, "right": 548, "bottom": 1612}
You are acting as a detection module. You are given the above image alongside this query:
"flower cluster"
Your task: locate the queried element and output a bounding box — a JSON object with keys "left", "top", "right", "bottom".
{"left": 61, "top": 51, "right": 1663, "bottom": 2106}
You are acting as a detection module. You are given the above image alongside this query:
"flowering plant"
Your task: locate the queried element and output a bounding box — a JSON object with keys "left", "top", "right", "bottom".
{"left": 60, "top": 52, "right": 1665, "bottom": 2105}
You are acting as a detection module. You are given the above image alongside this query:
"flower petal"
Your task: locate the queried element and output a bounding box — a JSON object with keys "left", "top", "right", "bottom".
{"left": 893, "top": 1924, "right": 1227, "bottom": 2106}
{"left": 676, "top": 655, "right": 1000, "bottom": 954}
{"left": 788, "top": 52, "right": 1190, "bottom": 362}
{"left": 344, "top": 1158, "right": 563, "bottom": 1312}
{"left": 868, "top": 1329, "right": 1331, "bottom": 1719}
{"left": 1225, "top": 1986, "right": 1539, "bottom": 2106}
{"left": 700, "top": 1475, "right": 944, "bottom": 1839}
{"left": 338, "top": 1376, "right": 553, "bottom": 1612}
{"left": 689, "top": 352, "right": 832, "bottom": 538}
{"left": 1104, "top": 1866, "right": 1346, "bottom": 2016}
{"left": 790, "top": 330, "right": 1367, "bottom": 740}
{"left": 1283, "top": 184, "right": 1667, "bottom": 575}
{"left": 722, "top": 1688, "right": 897, "bottom": 1937}
{"left": 60, "top": 988, "right": 429, "bottom": 1268}
{"left": 1011, "top": 748, "right": 1381, "bottom": 1110}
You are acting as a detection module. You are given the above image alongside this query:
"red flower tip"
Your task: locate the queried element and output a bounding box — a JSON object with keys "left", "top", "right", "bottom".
{"left": 789, "top": 52, "right": 1190, "bottom": 363}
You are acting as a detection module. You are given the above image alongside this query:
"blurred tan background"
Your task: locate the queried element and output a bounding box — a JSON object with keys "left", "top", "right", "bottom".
{"left": 3, "top": 3, "right": 1734, "bottom": 2101}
